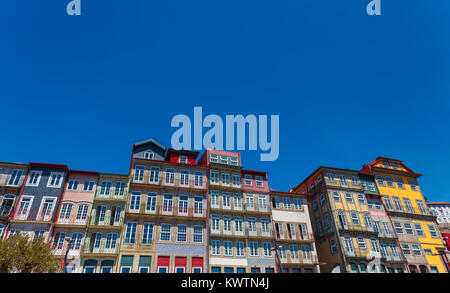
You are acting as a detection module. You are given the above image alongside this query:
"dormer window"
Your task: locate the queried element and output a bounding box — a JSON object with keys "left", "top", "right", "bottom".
{"left": 179, "top": 156, "right": 187, "bottom": 164}
{"left": 382, "top": 161, "right": 390, "bottom": 168}
{"left": 144, "top": 152, "right": 155, "bottom": 160}
{"left": 255, "top": 176, "right": 263, "bottom": 187}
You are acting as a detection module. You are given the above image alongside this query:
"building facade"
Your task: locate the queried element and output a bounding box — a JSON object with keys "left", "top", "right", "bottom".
{"left": 361, "top": 157, "right": 447, "bottom": 273}
{"left": 81, "top": 173, "right": 128, "bottom": 273}
{"left": 293, "top": 167, "right": 403, "bottom": 273}
{"left": 270, "top": 190, "right": 320, "bottom": 273}
{"left": 7, "top": 163, "right": 68, "bottom": 242}
{"left": 0, "top": 162, "right": 28, "bottom": 238}
{"left": 198, "top": 150, "right": 276, "bottom": 273}
{"left": 51, "top": 170, "right": 99, "bottom": 273}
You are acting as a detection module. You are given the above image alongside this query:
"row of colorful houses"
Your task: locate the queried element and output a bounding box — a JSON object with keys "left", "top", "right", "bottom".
{"left": 0, "top": 139, "right": 448, "bottom": 273}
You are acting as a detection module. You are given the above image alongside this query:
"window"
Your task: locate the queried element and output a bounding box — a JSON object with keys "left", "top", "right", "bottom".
{"left": 177, "top": 225, "right": 187, "bottom": 242}
{"left": 255, "top": 176, "right": 263, "bottom": 187}
{"left": 393, "top": 197, "right": 404, "bottom": 212}
{"left": 209, "top": 154, "right": 219, "bottom": 163}
{"left": 427, "top": 224, "right": 438, "bottom": 238}
{"left": 124, "top": 222, "right": 137, "bottom": 244}
{"left": 211, "top": 191, "right": 220, "bottom": 208}
{"left": 76, "top": 204, "right": 89, "bottom": 220}
{"left": 93, "top": 233, "right": 102, "bottom": 248}
{"left": 414, "top": 223, "right": 424, "bottom": 237}
{"left": 345, "top": 193, "right": 353, "bottom": 203}
{"left": 129, "top": 192, "right": 141, "bottom": 212}
{"left": 8, "top": 169, "right": 24, "bottom": 186}
{"left": 357, "top": 237, "right": 366, "bottom": 249}
{"left": 375, "top": 175, "right": 385, "bottom": 186}
{"left": 179, "top": 156, "right": 187, "bottom": 164}
{"left": 337, "top": 211, "right": 348, "bottom": 229}
{"left": 294, "top": 198, "right": 303, "bottom": 210}
{"left": 105, "top": 233, "right": 118, "bottom": 249}
{"left": 193, "top": 226, "right": 203, "bottom": 243}
{"left": 247, "top": 217, "right": 256, "bottom": 234}
{"left": 194, "top": 172, "right": 203, "bottom": 187}
{"left": 114, "top": 206, "right": 122, "bottom": 223}
{"left": 416, "top": 200, "right": 428, "bottom": 215}
{"left": 162, "top": 194, "right": 173, "bottom": 212}
{"left": 165, "top": 169, "right": 175, "bottom": 185}
{"left": 403, "top": 198, "right": 414, "bottom": 214}
{"left": 395, "top": 177, "right": 405, "bottom": 189}
{"left": 244, "top": 175, "right": 252, "bottom": 185}
{"left": 233, "top": 193, "right": 242, "bottom": 210}
{"left": 55, "top": 232, "right": 66, "bottom": 249}
{"left": 408, "top": 179, "right": 418, "bottom": 191}
{"left": 160, "top": 224, "right": 171, "bottom": 241}
{"left": 222, "top": 193, "right": 231, "bottom": 209}
{"left": 383, "top": 197, "right": 394, "bottom": 211}
{"left": 411, "top": 244, "right": 422, "bottom": 256}
{"left": 100, "top": 181, "right": 112, "bottom": 196}
{"left": 363, "top": 213, "right": 373, "bottom": 230}
{"left": 83, "top": 181, "right": 95, "bottom": 191}
{"left": 332, "top": 191, "right": 341, "bottom": 201}
{"left": 357, "top": 194, "right": 366, "bottom": 204}
{"left": 392, "top": 222, "right": 403, "bottom": 234}
{"left": 283, "top": 197, "right": 292, "bottom": 209}
{"left": 60, "top": 203, "right": 73, "bottom": 219}
{"left": 224, "top": 241, "right": 233, "bottom": 256}
{"left": 142, "top": 223, "right": 154, "bottom": 244}
{"left": 350, "top": 212, "right": 360, "bottom": 225}
{"left": 370, "top": 238, "right": 380, "bottom": 254}
{"left": 210, "top": 170, "right": 219, "bottom": 184}
{"left": 178, "top": 195, "right": 189, "bottom": 214}
{"left": 263, "top": 243, "right": 272, "bottom": 257}
{"left": 343, "top": 236, "right": 355, "bottom": 255}
{"left": 319, "top": 194, "right": 326, "bottom": 206}
{"left": 70, "top": 233, "right": 83, "bottom": 250}
{"left": 324, "top": 213, "right": 332, "bottom": 232}
{"left": 235, "top": 217, "right": 243, "bottom": 234}
{"left": 231, "top": 173, "right": 240, "bottom": 187}
{"left": 236, "top": 242, "right": 245, "bottom": 256}
{"left": 404, "top": 223, "right": 414, "bottom": 235}
{"left": 211, "top": 240, "right": 221, "bottom": 255}
{"left": 47, "top": 172, "right": 64, "bottom": 188}
{"left": 144, "top": 151, "right": 155, "bottom": 160}
{"left": 39, "top": 197, "right": 56, "bottom": 220}
{"left": 211, "top": 215, "right": 220, "bottom": 233}
{"left": 146, "top": 193, "right": 157, "bottom": 212}
{"left": 339, "top": 175, "right": 348, "bottom": 187}
{"left": 220, "top": 156, "right": 228, "bottom": 164}
{"left": 326, "top": 173, "right": 335, "bottom": 183}
{"left": 258, "top": 196, "right": 267, "bottom": 211}
{"left": 249, "top": 242, "right": 259, "bottom": 256}
{"left": 246, "top": 194, "right": 255, "bottom": 210}
{"left": 230, "top": 157, "right": 239, "bottom": 166}
{"left": 382, "top": 222, "right": 392, "bottom": 235}
{"left": 134, "top": 166, "right": 144, "bottom": 182}
{"left": 67, "top": 180, "right": 79, "bottom": 190}
{"left": 351, "top": 176, "right": 360, "bottom": 185}
{"left": 290, "top": 245, "right": 299, "bottom": 259}
{"left": 114, "top": 182, "right": 126, "bottom": 196}
{"left": 328, "top": 237, "right": 337, "bottom": 255}
{"left": 194, "top": 197, "right": 203, "bottom": 215}
{"left": 149, "top": 167, "right": 160, "bottom": 183}
{"left": 180, "top": 170, "right": 189, "bottom": 186}
{"left": 385, "top": 176, "right": 394, "bottom": 188}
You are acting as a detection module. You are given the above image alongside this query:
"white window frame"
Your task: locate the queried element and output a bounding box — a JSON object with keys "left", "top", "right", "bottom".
{"left": 47, "top": 172, "right": 65, "bottom": 188}
{"left": 27, "top": 170, "right": 42, "bottom": 187}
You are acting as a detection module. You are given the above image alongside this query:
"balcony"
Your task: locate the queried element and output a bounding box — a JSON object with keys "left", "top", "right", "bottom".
{"left": 210, "top": 227, "right": 272, "bottom": 239}
{"left": 82, "top": 239, "right": 120, "bottom": 255}
{"left": 337, "top": 223, "right": 378, "bottom": 235}
{"left": 275, "top": 232, "right": 315, "bottom": 242}
{"left": 246, "top": 227, "right": 273, "bottom": 239}
{"left": 209, "top": 202, "right": 271, "bottom": 214}
{"left": 12, "top": 210, "right": 54, "bottom": 222}
{"left": 52, "top": 241, "right": 82, "bottom": 257}
{"left": 386, "top": 206, "right": 435, "bottom": 220}
{"left": 376, "top": 230, "right": 397, "bottom": 239}
{"left": 279, "top": 253, "right": 319, "bottom": 265}
{"left": 89, "top": 214, "right": 124, "bottom": 228}
{"left": 158, "top": 206, "right": 207, "bottom": 219}
{"left": 95, "top": 192, "right": 127, "bottom": 202}
{"left": 344, "top": 249, "right": 380, "bottom": 260}
{"left": 0, "top": 205, "right": 13, "bottom": 218}
{"left": 158, "top": 177, "right": 206, "bottom": 190}
{"left": 56, "top": 212, "right": 88, "bottom": 227}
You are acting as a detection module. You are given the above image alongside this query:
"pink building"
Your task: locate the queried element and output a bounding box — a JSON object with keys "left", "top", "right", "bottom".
{"left": 51, "top": 170, "right": 99, "bottom": 273}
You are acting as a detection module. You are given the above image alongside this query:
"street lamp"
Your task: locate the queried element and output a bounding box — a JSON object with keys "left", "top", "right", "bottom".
{"left": 271, "top": 245, "right": 284, "bottom": 273}
{"left": 63, "top": 237, "right": 73, "bottom": 273}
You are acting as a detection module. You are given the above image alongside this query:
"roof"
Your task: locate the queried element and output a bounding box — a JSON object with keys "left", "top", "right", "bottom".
{"left": 367, "top": 157, "right": 422, "bottom": 176}
{"left": 242, "top": 169, "right": 267, "bottom": 175}
{"left": 134, "top": 138, "right": 166, "bottom": 152}
{"left": 426, "top": 202, "right": 450, "bottom": 206}
{"left": 69, "top": 170, "right": 100, "bottom": 176}
{"left": 270, "top": 189, "right": 308, "bottom": 196}
{"left": 29, "top": 162, "right": 69, "bottom": 170}
{"left": 292, "top": 166, "right": 359, "bottom": 192}
{"left": 165, "top": 148, "right": 200, "bottom": 159}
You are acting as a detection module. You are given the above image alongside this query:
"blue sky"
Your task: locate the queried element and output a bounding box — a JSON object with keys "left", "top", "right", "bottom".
{"left": 1, "top": 1, "right": 449, "bottom": 202}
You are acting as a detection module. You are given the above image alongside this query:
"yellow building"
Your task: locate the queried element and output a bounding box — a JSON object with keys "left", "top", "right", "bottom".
{"left": 362, "top": 157, "right": 447, "bottom": 273}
